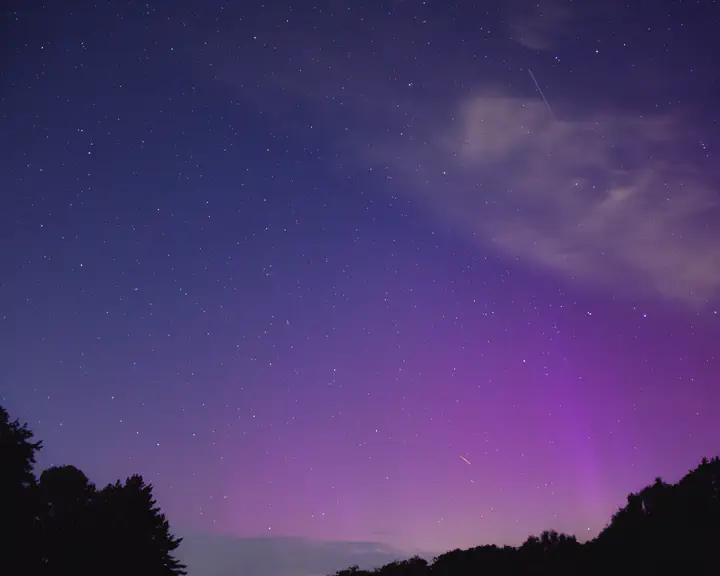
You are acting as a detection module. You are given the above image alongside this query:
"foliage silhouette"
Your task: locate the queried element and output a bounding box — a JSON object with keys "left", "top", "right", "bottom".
{"left": 0, "top": 405, "right": 186, "bottom": 576}
{"left": 1, "top": 405, "right": 44, "bottom": 575}
{"left": 331, "top": 457, "right": 720, "bottom": 576}
{"left": 37, "top": 465, "right": 98, "bottom": 575}
{"left": 4, "top": 403, "right": 720, "bottom": 576}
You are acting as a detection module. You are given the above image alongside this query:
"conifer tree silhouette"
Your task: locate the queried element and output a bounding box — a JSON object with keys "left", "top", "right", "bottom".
{"left": 0, "top": 405, "right": 186, "bottom": 576}
{"left": 0, "top": 406, "right": 43, "bottom": 576}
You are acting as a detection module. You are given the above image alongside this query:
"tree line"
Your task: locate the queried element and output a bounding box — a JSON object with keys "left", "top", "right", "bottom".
{"left": 0, "top": 405, "right": 186, "bottom": 576}
{"left": 3, "top": 402, "right": 719, "bottom": 576}
{"left": 330, "top": 455, "right": 720, "bottom": 576}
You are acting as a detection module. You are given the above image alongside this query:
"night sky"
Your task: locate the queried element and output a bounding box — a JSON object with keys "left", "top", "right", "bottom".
{"left": 2, "top": 1, "right": 720, "bottom": 575}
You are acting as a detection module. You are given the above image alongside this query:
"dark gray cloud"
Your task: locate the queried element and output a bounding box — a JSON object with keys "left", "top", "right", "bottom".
{"left": 176, "top": 534, "right": 432, "bottom": 576}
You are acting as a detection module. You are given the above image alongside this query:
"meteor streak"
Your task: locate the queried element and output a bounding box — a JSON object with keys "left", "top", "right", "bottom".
{"left": 528, "top": 69, "right": 555, "bottom": 119}
{"left": 460, "top": 455, "right": 472, "bottom": 465}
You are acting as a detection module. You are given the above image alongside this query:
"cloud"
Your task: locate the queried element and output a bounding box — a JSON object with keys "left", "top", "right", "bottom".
{"left": 508, "top": 0, "right": 573, "bottom": 51}
{"left": 372, "top": 92, "right": 720, "bottom": 306}
{"left": 210, "top": 4, "right": 719, "bottom": 306}
{"left": 176, "top": 534, "right": 421, "bottom": 576}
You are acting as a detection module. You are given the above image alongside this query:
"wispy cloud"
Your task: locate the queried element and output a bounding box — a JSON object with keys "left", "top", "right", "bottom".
{"left": 177, "top": 534, "right": 423, "bottom": 576}
{"left": 212, "top": 2, "right": 719, "bottom": 306}
{"left": 373, "top": 92, "right": 720, "bottom": 306}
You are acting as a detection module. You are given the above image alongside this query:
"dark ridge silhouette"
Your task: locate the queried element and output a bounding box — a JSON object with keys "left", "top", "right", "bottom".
{"left": 0, "top": 405, "right": 186, "bottom": 576}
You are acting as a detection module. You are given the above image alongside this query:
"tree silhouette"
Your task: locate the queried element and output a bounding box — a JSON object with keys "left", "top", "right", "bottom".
{"left": 94, "top": 474, "right": 186, "bottom": 576}
{"left": 0, "top": 405, "right": 186, "bottom": 576}
{"left": 36, "top": 465, "right": 98, "bottom": 575}
{"left": 374, "top": 556, "right": 429, "bottom": 576}
{"left": 4, "top": 403, "right": 720, "bottom": 576}
{"left": 329, "top": 456, "right": 720, "bottom": 576}
{"left": 0, "top": 405, "right": 43, "bottom": 575}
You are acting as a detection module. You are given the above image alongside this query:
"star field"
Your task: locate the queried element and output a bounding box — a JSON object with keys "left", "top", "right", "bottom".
{"left": 2, "top": 1, "right": 720, "bottom": 574}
